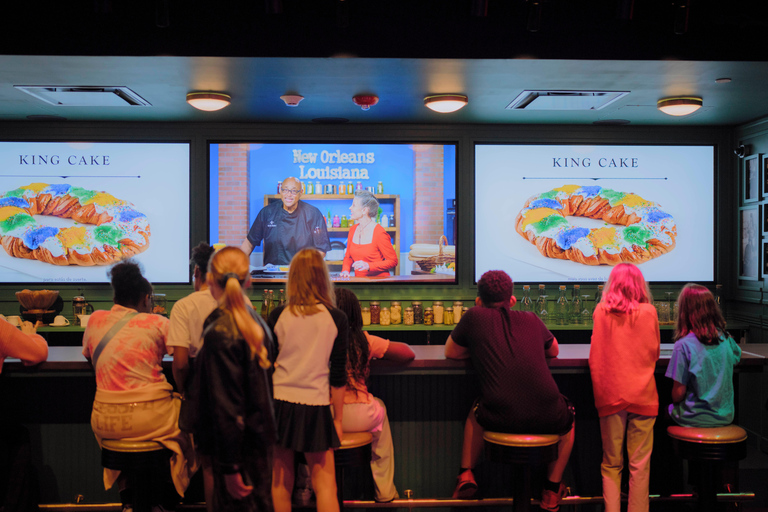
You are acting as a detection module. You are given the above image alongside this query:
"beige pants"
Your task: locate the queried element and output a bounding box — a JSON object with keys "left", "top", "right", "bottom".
{"left": 599, "top": 411, "right": 655, "bottom": 512}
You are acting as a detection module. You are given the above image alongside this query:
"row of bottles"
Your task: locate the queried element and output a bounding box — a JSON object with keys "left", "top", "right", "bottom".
{"left": 281, "top": 181, "right": 385, "bottom": 195}
{"left": 520, "top": 284, "right": 603, "bottom": 325}
{"left": 325, "top": 211, "right": 395, "bottom": 229}
{"left": 260, "top": 289, "right": 286, "bottom": 321}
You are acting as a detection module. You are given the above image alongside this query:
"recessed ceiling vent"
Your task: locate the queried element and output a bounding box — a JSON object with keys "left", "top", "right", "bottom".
{"left": 14, "top": 86, "right": 151, "bottom": 107}
{"left": 507, "top": 90, "right": 629, "bottom": 111}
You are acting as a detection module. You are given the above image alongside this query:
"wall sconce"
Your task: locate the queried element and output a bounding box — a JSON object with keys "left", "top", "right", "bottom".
{"left": 353, "top": 95, "right": 379, "bottom": 111}
{"left": 657, "top": 96, "right": 702, "bottom": 116}
{"left": 424, "top": 94, "right": 468, "bottom": 113}
{"left": 186, "top": 92, "right": 231, "bottom": 111}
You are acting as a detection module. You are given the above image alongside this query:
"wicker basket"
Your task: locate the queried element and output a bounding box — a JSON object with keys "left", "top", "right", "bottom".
{"left": 414, "top": 254, "right": 456, "bottom": 272}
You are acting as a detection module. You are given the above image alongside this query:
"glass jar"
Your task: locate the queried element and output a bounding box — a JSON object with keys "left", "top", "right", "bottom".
{"left": 390, "top": 301, "right": 402, "bottom": 324}
{"left": 443, "top": 307, "right": 454, "bottom": 326}
{"left": 424, "top": 307, "right": 434, "bottom": 326}
{"left": 453, "top": 301, "right": 464, "bottom": 322}
{"left": 361, "top": 307, "right": 371, "bottom": 326}
{"left": 412, "top": 301, "right": 423, "bottom": 324}
{"left": 432, "top": 301, "right": 444, "bottom": 324}
{"left": 370, "top": 301, "right": 381, "bottom": 324}
{"left": 380, "top": 307, "right": 391, "bottom": 326}
{"left": 404, "top": 307, "right": 414, "bottom": 325}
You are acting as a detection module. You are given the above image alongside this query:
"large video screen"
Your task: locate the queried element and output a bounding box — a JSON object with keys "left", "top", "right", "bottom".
{"left": 210, "top": 142, "right": 457, "bottom": 283}
{"left": 475, "top": 144, "right": 715, "bottom": 283}
{"left": 0, "top": 142, "right": 190, "bottom": 284}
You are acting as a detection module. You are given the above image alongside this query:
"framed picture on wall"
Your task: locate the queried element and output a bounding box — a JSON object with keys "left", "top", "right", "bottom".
{"left": 743, "top": 154, "right": 760, "bottom": 204}
{"left": 739, "top": 206, "right": 759, "bottom": 279}
{"left": 763, "top": 154, "right": 768, "bottom": 201}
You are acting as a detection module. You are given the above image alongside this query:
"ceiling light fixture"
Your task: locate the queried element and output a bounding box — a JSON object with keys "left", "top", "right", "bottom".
{"left": 280, "top": 94, "right": 304, "bottom": 107}
{"left": 186, "top": 92, "right": 231, "bottom": 112}
{"left": 352, "top": 95, "right": 379, "bottom": 111}
{"left": 657, "top": 96, "right": 702, "bottom": 116}
{"left": 424, "top": 94, "right": 468, "bottom": 113}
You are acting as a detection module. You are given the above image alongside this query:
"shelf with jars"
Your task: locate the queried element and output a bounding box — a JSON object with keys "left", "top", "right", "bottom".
{"left": 265, "top": 193, "right": 401, "bottom": 273}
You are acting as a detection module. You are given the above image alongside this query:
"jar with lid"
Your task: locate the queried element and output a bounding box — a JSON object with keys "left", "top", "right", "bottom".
{"left": 390, "top": 301, "right": 402, "bottom": 324}
{"left": 380, "top": 307, "right": 391, "bottom": 326}
{"left": 370, "top": 301, "right": 381, "bottom": 324}
{"left": 424, "top": 307, "right": 434, "bottom": 326}
{"left": 443, "top": 307, "right": 454, "bottom": 326}
{"left": 377, "top": 181, "right": 384, "bottom": 194}
{"left": 361, "top": 307, "right": 371, "bottom": 326}
{"left": 453, "top": 301, "right": 464, "bottom": 322}
{"left": 347, "top": 182, "right": 354, "bottom": 195}
{"left": 404, "top": 307, "right": 414, "bottom": 325}
{"left": 306, "top": 181, "right": 314, "bottom": 194}
{"left": 315, "top": 181, "right": 321, "bottom": 194}
{"left": 432, "top": 301, "right": 444, "bottom": 323}
{"left": 412, "top": 301, "right": 423, "bottom": 324}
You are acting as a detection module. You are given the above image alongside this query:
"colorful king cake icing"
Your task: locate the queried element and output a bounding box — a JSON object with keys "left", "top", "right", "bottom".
{"left": 0, "top": 183, "right": 150, "bottom": 266}
{"left": 514, "top": 185, "right": 676, "bottom": 266}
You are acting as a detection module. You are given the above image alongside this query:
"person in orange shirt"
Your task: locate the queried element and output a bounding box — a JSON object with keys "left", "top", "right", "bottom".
{"left": 589, "top": 263, "right": 660, "bottom": 512}
{"left": 340, "top": 190, "right": 398, "bottom": 278}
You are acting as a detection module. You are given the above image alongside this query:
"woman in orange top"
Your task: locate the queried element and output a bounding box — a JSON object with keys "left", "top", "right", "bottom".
{"left": 341, "top": 190, "right": 398, "bottom": 278}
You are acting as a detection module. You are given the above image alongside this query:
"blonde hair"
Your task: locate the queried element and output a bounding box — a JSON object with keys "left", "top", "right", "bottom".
{"left": 286, "top": 248, "right": 335, "bottom": 316}
{"left": 208, "top": 246, "right": 269, "bottom": 368}
{"left": 601, "top": 263, "right": 652, "bottom": 314}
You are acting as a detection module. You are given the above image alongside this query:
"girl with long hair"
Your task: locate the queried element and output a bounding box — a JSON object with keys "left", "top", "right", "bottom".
{"left": 268, "top": 248, "right": 348, "bottom": 512}
{"left": 190, "top": 246, "right": 276, "bottom": 512}
{"left": 589, "top": 263, "right": 660, "bottom": 512}
{"left": 334, "top": 288, "right": 414, "bottom": 503}
{"left": 666, "top": 284, "right": 741, "bottom": 427}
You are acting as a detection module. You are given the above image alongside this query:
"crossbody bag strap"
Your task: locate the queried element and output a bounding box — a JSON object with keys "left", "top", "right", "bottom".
{"left": 91, "top": 312, "right": 138, "bottom": 368}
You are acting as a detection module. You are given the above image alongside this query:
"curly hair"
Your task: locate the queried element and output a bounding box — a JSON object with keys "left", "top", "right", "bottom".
{"left": 335, "top": 288, "right": 370, "bottom": 398}
{"left": 190, "top": 242, "right": 215, "bottom": 281}
{"left": 108, "top": 260, "right": 152, "bottom": 308}
{"left": 477, "top": 270, "right": 514, "bottom": 305}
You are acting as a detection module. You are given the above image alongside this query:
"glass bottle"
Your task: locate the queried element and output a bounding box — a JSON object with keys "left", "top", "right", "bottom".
{"left": 594, "top": 285, "right": 604, "bottom": 307}
{"left": 432, "top": 301, "right": 444, "bottom": 324}
{"left": 536, "top": 284, "right": 548, "bottom": 323}
{"left": 315, "top": 181, "right": 321, "bottom": 194}
{"left": 715, "top": 284, "right": 725, "bottom": 318}
{"left": 424, "top": 307, "right": 434, "bottom": 326}
{"left": 267, "top": 290, "right": 275, "bottom": 316}
{"left": 347, "top": 182, "right": 354, "bottom": 195}
{"left": 404, "top": 307, "right": 414, "bottom": 325}
{"left": 380, "top": 307, "right": 391, "bottom": 326}
{"left": 555, "top": 285, "right": 569, "bottom": 325}
{"left": 279, "top": 289, "right": 286, "bottom": 306}
{"left": 390, "top": 301, "right": 402, "bottom": 324}
{"left": 341, "top": 215, "right": 348, "bottom": 228}
{"left": 361, "top": 307, "right": 371, "bottom": 326}
{"left": 570, "top": 285, "right": 582, "bottom": 325}
{"left": 443, "top": 307, "right": 454, "bottom": 326}
{"left": 377, "top": 181, "right": 384, "bottom": 194}
{"left": 520, "top": 285, "right": 534, "bottom": 313}
{"left": 306, "top": 181, "right": 314, "bottom": 194}
{"left": 260, "top": 289, "right": 270, "bottom": 321}
{"left": 332, "top": 215, "right": 340, "bottom": 228}
{"left": 339, "top": 181, "right": 346, "bottom": 195}
{"left": 412, "top": 301, "right": 423, "bottom": 324}
{"left": 370, "top": 301, "right": 381, "bottom": 324}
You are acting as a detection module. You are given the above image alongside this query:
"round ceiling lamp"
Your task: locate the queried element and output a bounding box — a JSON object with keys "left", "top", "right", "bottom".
{"left": 657, "top": 96, "right": 702, "bottom": 117}
{"left": 424, "top": 94, "right": 468, "bottom": 113}
{"left": 353, "top": 95, "right": 379, "bottom": 111}
{"left": 280, "top": 94, "right": 304, "bottom": 107}
{"left": 186, "top": 92, "right": 231, "bottom": 112}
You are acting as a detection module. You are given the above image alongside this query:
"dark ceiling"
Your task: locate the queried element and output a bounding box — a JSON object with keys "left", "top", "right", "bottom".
{"left": 2, "top": 0, "right": 768, "bottom": 126}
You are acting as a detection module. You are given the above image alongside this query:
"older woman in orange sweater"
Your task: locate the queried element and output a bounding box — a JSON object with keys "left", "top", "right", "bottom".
{"left": 340, "top": 190, "right": 398, "bottom": 278}
{"left": 589, "top": 263, "right": 660, "bottom": 512}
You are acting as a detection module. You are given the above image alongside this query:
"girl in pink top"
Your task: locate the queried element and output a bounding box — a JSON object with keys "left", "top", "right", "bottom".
{"left": 589, "top": 263, "right": 660, "bottom": 512}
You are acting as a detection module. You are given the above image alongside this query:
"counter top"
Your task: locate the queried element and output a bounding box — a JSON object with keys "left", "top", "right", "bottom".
{"left": 5, "top": 343, "right": 767, "bottom": 375}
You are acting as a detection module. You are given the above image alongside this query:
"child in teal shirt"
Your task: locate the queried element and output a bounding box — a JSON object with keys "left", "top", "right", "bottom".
{"left": 666, "top": 284, "right": 741, "bottom": 427}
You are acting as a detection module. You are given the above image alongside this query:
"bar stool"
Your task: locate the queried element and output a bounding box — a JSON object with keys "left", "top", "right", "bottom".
{"left": 483, "top": 431, "right": 560, "bottom": 512}
{"left": 101, "top": 439, "right": 172, "bottom": 512}
{"left": 667, "top": 424, "right": 748, "bottom": 512}
{"left": 334, "top": 432, "right": 373, "bottom": 510}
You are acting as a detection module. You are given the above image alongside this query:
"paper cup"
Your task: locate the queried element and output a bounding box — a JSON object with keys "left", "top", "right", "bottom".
{"left": 78, "top": 315, "right": 91, "bottom": 328}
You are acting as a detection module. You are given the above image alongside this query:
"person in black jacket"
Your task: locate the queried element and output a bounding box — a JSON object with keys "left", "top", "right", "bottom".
{"left": 190, "top": 246, "right": 276, "bottom": 512}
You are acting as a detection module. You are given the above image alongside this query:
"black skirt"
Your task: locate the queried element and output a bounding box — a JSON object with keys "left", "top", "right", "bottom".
{"left": 274, "top": 399, "right": 340, "bottom": 452}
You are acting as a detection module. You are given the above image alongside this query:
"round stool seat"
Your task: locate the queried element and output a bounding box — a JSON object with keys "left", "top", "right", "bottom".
{"left": 339, "top": 432, "right": 373, "bottom": 450}
{"left": 102, "top": 439, "right": 165, "bottom": 453}
{"left": 667, "top": 425, "right": 747, "bottom": 444}
{"left": 483, "top": 431, "right": 560, "bottom": 448}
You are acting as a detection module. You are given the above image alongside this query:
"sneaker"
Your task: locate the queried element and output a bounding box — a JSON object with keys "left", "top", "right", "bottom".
{"left": 539, "top": 482, "right": 568, "bottom": 512}
{"left": 451, "top": 470, "right": 478, "bottom": 499}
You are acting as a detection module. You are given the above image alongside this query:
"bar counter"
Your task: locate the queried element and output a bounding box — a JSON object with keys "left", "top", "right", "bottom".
{"left": 6, "top": 343, "right": 767, "bottom": 373}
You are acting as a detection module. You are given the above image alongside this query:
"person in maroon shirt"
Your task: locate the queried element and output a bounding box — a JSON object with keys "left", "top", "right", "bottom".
{"left": 445, "top": 270, "right": 575, "bottom": 512}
